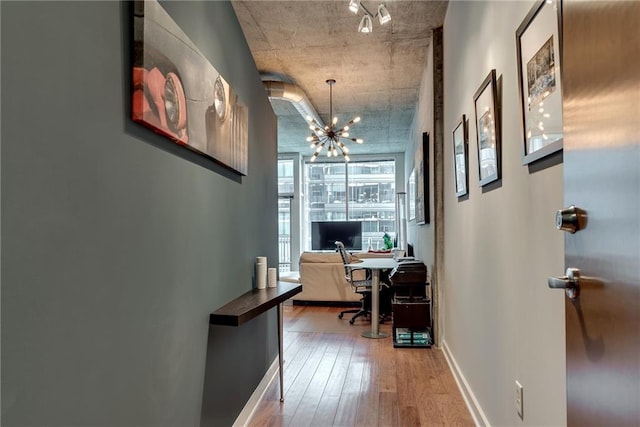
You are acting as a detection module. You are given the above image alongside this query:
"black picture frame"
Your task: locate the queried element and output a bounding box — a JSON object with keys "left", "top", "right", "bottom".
{"left": 453, "top": 115, "right": 469, "bottom": 197}
{"left": 415, "top": 132, "right": 430, "bottom": 224}
{"left": 473, "top": 69, "right": 501, "bottom": 187}
{"left": 132, "top": 0, "right": 249, "bottom": 175}
{"left": 516, "top": 0, "right": 563, "bottom": 165}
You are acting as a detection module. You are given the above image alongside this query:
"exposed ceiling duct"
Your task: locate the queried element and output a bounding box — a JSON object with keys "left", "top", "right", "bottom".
{"left": 262, "top": 80, "right": 326, "bottom": 130}
{"left": 235, "top": 1, "right": 447, "bottom": 155}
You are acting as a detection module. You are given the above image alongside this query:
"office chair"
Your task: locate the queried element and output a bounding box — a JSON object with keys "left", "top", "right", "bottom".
{"left": 335, "top": 241, "right": 373, "bottom": 324}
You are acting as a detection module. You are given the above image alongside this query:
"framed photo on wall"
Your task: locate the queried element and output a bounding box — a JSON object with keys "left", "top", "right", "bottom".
{"left": 132, "top": 0, "right": 249, "bottom": 175}
{"left": 473, "top": 69, "right": 501, "bottom": 187}
{"left": 415, "top": 132, "right": 430, "bottom": 224}
{"left": 452, "top": 115, "right": 468, "bottom": 197}
{"left": 408, "top": 168, "right": 416, "bottom": 221}
{"left": 516, "top": 0, "right": 563, "bottom": 164}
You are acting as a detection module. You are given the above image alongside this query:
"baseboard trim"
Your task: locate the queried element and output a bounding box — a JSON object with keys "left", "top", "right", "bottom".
{"left": 442, "top": 339, "right": 491, "bottom": 427}
{"left": 232, "top": 356, "right": 279, "bottom": 427}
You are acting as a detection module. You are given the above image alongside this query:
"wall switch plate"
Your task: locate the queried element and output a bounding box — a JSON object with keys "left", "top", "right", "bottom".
{"left": 515, "top": 380, "right": 524, "bottom": 420}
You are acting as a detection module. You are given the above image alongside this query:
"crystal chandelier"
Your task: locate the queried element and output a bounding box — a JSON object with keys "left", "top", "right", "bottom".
{"left": 307, "top": 79, "right": 363, "bottom": 162}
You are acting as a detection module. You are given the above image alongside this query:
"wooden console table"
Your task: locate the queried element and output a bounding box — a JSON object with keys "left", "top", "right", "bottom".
{"left": 210, "top": 282, "right": 302, "bottom": 401}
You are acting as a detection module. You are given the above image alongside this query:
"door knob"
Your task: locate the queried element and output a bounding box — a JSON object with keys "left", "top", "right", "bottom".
{"left": 548, "top": 267, "right": 580, "bottom": 300}
{"left": 555, "top": 205, "right": 586, "bottom": 233}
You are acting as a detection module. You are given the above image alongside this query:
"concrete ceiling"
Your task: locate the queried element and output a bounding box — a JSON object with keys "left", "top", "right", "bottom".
{"left": 232, "top": 0, "right": 448, "bottom": 156}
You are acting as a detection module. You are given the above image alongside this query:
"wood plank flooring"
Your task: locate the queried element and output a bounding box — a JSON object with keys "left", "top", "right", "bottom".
{"left": 248, "top": 305, "right": 475, "bottom": 427}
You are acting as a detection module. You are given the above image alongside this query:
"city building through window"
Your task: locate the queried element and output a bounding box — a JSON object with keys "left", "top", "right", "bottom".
{"left": 303, "top": 159, "right": 396, "bottom": 251}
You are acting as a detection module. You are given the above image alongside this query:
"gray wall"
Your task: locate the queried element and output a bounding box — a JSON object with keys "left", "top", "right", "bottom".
{"left": 1, "top": 1, "right": 278, "bottom": 426}
{"left": 410, "top": 1, "right": 567, "bottom": 425}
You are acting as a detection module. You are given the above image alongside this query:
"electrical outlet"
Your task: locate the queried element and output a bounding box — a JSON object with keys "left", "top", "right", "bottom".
{"left": 515, "top": 380, "right": 524, "bottom": 420}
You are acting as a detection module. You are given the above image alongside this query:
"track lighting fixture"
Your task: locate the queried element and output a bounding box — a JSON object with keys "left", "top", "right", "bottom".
{"left": 307, "top": 79, "right": 363, "bottom": 163}
{"left": 348, "top": 1, "right": 391, "bottom": 33}
{"left": 348, "top": 0, "right": 360, "bottom": 14}
{"left": 377, "top": 4, "right": 391, "bottom": 24}
{"left": 358, "top": 14, "right": 373, "bottom": 33}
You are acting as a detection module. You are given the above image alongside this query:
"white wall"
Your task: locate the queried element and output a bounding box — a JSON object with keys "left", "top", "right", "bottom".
{"left": 409, "top": 1, "right": 567, "bottom": 425}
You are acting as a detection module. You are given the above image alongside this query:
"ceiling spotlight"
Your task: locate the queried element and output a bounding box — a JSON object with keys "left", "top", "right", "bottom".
{"left": 349, "top": 1, "right": 391, "bottom": 33}
{"left": 348, "top": 0, "right": 360, "bottom": 14}
{"left": 377, "top": 4, "right": 391, "bottom": 24}
{"left": 358, "top": 14, "right": 373, "bottom": 33}
{"left": 307, "top": 79, "right": 364, "bottom": 163}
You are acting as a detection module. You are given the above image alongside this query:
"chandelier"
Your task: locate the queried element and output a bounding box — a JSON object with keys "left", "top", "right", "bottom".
{"left": 307, "top": 79, "right": 363, "bottom": 162}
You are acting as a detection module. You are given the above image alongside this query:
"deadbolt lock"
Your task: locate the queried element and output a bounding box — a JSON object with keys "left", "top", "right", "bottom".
{"left": 556, "top": 205, "right": 586, "bottom": 233}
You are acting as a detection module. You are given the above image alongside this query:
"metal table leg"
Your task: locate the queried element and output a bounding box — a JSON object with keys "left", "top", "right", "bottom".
{"left": 361, "top": 268, "right": 389, "bottom": 339}
{"left": 277, "top": 302, "right": 284, "bottom": 402}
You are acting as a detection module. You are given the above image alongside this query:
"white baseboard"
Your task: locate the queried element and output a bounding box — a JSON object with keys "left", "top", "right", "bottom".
{"left": 232, "top": 356, "right": 279, "bottom": 427}
{"left": 442, "top": 339, "right": 491, "bottom": 427}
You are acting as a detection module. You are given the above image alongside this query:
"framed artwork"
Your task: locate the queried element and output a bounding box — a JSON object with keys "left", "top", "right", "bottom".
{"left": 132, "top": 0, "right": 249, "bottom": 175}
{"left": 516, "top": 0, "right": 563, "bottom": 164}
{"left": 408, "top": 168, "right": 416, "bottom": 221}
{"left": 473, "top": 69, "right": 501, "bottom": 187}
{"left": 415, "top": 132, "right": 430, "bottom": 224}
{"left": 452, "top": 115, "right": 468, "bottom": 197}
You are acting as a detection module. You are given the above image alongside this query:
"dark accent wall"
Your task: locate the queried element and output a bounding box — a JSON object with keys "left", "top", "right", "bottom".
{"left": 1, "top": 1, "right": 278, "bottom": 425}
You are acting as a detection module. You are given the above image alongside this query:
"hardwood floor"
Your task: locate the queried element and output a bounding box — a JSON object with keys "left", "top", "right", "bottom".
{"left": 248, "top": 305, "right": 475, "bottom": 427}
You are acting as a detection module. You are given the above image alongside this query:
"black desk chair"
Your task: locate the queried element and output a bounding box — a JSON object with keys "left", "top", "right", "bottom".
{"left": 335, "top": 241, "right": 392, "bottom": 324}
{"left": 335, "top": 241, "right": 372, "bottom": 324}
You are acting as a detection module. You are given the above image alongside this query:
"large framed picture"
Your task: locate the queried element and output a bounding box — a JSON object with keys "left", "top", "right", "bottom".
{"left": 516, "top": 0, "right": 563, "bottom": 165}
{"left": 132, "top": 0, "right": 249, "bottom": 175}
{"left": 473, "top": 69, "right": 501, "bottom": 187}
{"left": 453, "top": 115, "right": 468, "bottom": 197}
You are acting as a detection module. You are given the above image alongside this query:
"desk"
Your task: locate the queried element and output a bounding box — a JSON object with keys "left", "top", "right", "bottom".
{"left": 210, "top": 282, "right": 302, "bottom": 401}
{"left": 346, "top": 258, "right": 397, "bottom": 339}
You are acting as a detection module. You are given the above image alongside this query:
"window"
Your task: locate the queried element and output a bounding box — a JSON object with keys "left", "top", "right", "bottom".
{"left": 278, "top": 159, "right": 294, "bottom": 271}
{"left": 278, "top": 159, "right": 294, "bottom": 195}
{"left": 303, "top": 159, "right": 396, "bottom": 251}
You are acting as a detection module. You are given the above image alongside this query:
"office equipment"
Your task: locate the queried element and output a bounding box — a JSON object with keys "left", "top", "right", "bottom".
{"left": 389, "top": 260, "right": 432, "bottom": 348}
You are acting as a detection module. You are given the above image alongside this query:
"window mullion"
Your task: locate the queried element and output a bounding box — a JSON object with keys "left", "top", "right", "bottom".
{"left": 345, "top": 163, "right": 349, "bottom": 219}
